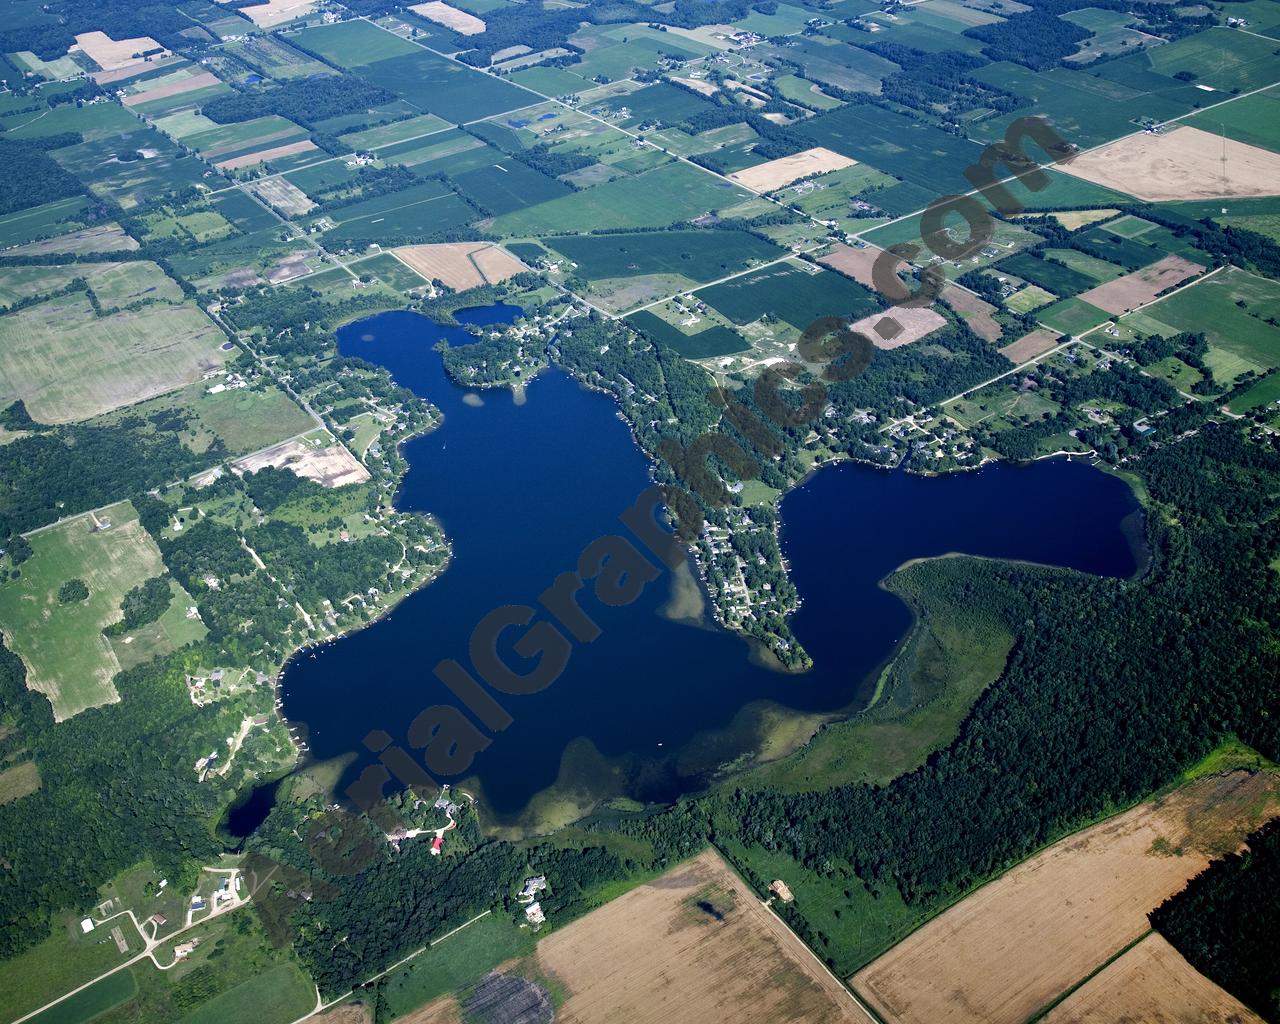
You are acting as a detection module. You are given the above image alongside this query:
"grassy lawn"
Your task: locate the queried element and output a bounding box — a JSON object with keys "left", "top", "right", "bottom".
{"left": 0, "top": 502, "right": 165, "bottom": 720}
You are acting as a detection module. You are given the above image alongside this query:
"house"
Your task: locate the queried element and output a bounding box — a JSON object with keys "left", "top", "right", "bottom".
{"left": 80, "top": 918, "right": 94, "bottom": 934}
{"left": 769, "top": 879, "right": 795, "bottom": 903}
{"left": 430, "top": 835, "right": 444, "bottom": 856}
{"left": 150, "top": 914, "right": 167, "bottom": 926}
{"left": 519, "top": 875, "right": 547, "bottom": 901}
{"left": 524, "top": 901, "right": 545, "bottom": 925}
{"left": 190, "top": 896, "right": 205, "bottom": 911}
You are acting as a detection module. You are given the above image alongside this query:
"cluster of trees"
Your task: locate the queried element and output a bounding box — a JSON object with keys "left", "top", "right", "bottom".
{"left": 860, "top": 42, "right": 1023, "bottom": 118}
{"left": 0, "top": 641, "right": 237, "bottom": 959}
{"left": 0, "top": 418, "right": 217, "bottom": 537}
{"left": 1150, "top": 818, "right": 1280, "bottom": 1022}
{"left": 202, "top": 76, "right": 395, "bottom": 132}
{"left": 103, "top": 576, "right": 172, "bottom": 634}
{"left": 965, "top": 0, "right": 1106, "bottom": 69}
{"left": 0, "top": 137, "right": 85, "bottom": 216}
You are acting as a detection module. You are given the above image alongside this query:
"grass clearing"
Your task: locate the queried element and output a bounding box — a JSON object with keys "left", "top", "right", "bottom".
{"left": 0, "top": 294, "right": 228, "bottom": 423}
{"left": 0, "top": 503, "right": 164, "bottom": 720}
{"left": 1037, "top": 296, "right": 1111, "bottom": 336}
{"left": 0, "top": 758, "right": 41, "bottom": 804}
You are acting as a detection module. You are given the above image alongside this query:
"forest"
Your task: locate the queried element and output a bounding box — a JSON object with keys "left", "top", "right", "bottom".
{"left": 1150, "top": 818, "right": 1280, "bottom": 1023}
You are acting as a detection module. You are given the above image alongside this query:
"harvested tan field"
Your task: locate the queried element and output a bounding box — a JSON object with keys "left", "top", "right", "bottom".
{"left": 123, "top": 71, "right": 220, "bottom": 107}
{"left": 819, "top": 242, "right": 882, "bottom": 289}
{"left": 729, "top": 147, "right": 856, "bottom": 193}
{"left": 392, "top": 243, "right": 527, "bottom": 292}
{"left": 1044, "top": 934, "right": 1264, "bottom": 1024}
{"left": 852, "top": 771, "right": 1280, "bottom": 1024}
{"left": 535, "top": 849, "right": 864, "bottom": 1024}
{"left": 396, "top": 996, "right": 462, "bottom": 1024}
{"left": 1048, "top": 208, "right": 1120, "bottom": 230}
{"left": 850, "top": 305, "right": 946, "bottom": 350}
{"left": 234, "top": 437, "right": 370, "bottom": 487}
{"left": 74, "top": 31, "right": 168, "bottom": 71}
{"left": 250, "top": 177, "right": 316, "bottom": 217}
{"left": 241, "top": 0, "right": 317, "bottom": 27}
{"left": 10, "top": 224, "right": 138, "bottom": 256}
{"left": 672, "top": 75, "right": 719, "bottom": 96}
{"left": 410, "top": 1, "right": 486, "bottom": 34}
{"left": 1058, "top": 126, "right": 1280, "bottom": 201}
{"left": 999, "top": 327, "right": 1060, "bottom": 363}
{"left": 310, "top": 1002, "right": 375, "bottom": 1024}
{"left": 92, "top": 57, "right": 181, "bottom": 86}
{"left": 217, "top": 139, "right": 317, "bottom": 172}
{"left": 1077, "top": 254, "right": 1203, "bottom": 314}
{"left": 942, "top": 282, "right": 1002, "bottom": 342}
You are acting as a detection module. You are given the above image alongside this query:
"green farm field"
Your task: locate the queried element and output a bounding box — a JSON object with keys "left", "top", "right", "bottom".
{"left": 0, "top": 294, "right": 229, "bottom": 423}
{"left": 339, "top": 113, "right": 451, "bottom": 151}
{"left": 696, "top": 260, "right": 881, "bottom": 329}
{"left": 1228, "top": 372, "right": 1280, "bottom": 414}
{"left": 0, "top": 503, "right": 164, "bottom": 720}
{"left": 1038, "top": 296, "right": 1111, "bottom": 335}
{"left": 25, "top": 969, "right": 139, "bottom": 1024}
{"left": 1186, "top": 85, "right": 1280, "bottom": 154}
{"left": 377, "top": 914, "right": 537, "bottom": 1020}
{"left": 543, "top": 230, "right": 782, "bottom": 282}
{"left": 491, "top": 162, "right": 751, "bottom": 235}
{"left": 0, "top": 915, "right": 144, "bottom": 1023}
{"left": 1136, "top": 267, "right": 1280, "bottom": 381}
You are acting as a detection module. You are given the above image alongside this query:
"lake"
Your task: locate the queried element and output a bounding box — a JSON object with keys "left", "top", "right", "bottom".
{"left": 278, "top": 306, "right": 1144, "bottom": 830}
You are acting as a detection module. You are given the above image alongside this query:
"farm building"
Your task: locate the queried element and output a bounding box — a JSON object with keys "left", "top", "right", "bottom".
{"left": 769, "top": 880, "right": 795, "bottom": 903}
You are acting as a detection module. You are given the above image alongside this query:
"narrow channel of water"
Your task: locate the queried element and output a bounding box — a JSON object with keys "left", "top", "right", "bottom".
{"left": 277, "top": 307, "right": 1143, "bottom": 826}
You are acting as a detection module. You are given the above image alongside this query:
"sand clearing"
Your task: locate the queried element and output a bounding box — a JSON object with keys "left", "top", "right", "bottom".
{"left": 74, "top": 31, "right": 168, "bottom": 71}
{"left": 1044, "top": 934, "right": 1264, "bottom": 1024}
{"left": 1059, "top": 125, "right": 1280, "bottom": 201}
{"left": 852, "top": 771, "right": 1280, "bottom": 1024}
{"left": 392, "top": 243, "right": 527, "bottom": 292}
{"left": 216, "top": 140, "right": 317, "bottom": 171}
{"left": 250, "top": 177, "right": 316, "bottom": 217}
{"left": 849, "top": 305, "right": 946, "bottom": 350}
{"left": 410, "top": 1, "right": 486, "bottom": 34}
{"left": 240, "top": 0, "right": 317, "bottom": 28}
{"left": 233, "top": 437, "right": 370, "bottom": 487}
{"left": 729, "top": 147, "right": 856, "bottom": 193}
{"left": 1077, "top": 254, "right": 1203, "bottom": 314}
{"left": 999, "top": 327, "right": 1060, "bottom": 363}
{"left": 672, "top": 76, "right": 719, "bottom": 97}
{"left": 535, "top": 849, "right": 863, "bottom": 1024}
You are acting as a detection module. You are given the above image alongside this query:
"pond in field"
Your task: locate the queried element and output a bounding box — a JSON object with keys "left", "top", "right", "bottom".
{"left": 279, "top": 306, "right": 1145, "bottom": 829}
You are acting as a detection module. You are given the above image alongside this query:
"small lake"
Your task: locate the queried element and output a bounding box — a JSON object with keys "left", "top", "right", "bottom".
{"left": 278, "top": 307, "right": 1144, "bottom": 828}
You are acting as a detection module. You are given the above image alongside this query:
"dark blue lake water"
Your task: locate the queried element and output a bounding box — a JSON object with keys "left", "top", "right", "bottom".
{"left": 277, "top": 307, "right": 1144, "bottom": 828}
